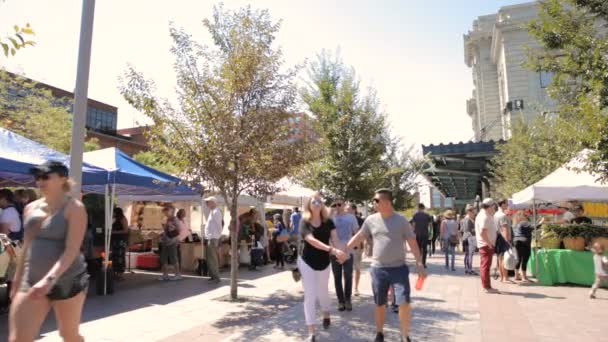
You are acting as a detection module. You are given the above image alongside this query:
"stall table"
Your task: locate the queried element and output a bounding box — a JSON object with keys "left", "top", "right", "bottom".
{"left": 528, "top": 249, "right": 595, "bottom": 286}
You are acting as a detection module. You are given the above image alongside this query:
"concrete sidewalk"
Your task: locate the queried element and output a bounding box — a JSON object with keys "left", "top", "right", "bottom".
{"left": 2, "top": 252, "right": 607, "bottom": 341}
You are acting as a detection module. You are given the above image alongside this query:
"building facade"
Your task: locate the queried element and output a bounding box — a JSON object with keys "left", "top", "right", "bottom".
{"left": 417, "top": 176, "right": 455, "bottom": 210}
{"left": 464, "top": 1, "right": 555, "bottom": 141}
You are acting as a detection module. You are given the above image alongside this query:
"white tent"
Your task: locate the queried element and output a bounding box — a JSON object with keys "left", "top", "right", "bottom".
{"left": 512, "top": 149, "right": 608, "bottom": 205}
{"left": 266, "top": 177, "right": 315, "bottom": 208}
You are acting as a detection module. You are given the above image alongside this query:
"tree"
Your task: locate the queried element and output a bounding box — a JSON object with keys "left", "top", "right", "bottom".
{"left": 1, "top": 23, "right": 35, "bottom": 57}
{"left": 0, "top": 70, "right": 100, "bottom": 153}
{"left": 525, "top": 0, "right": 608, "bottom": 182}
{"left": 120, "top": 5, "right": 309, "bottom": 300}
{"left": 299, "top": 51, "right": 390, "bottom": 202}
{"left": 133, "top": 150, "right": 179, "bottom": 175}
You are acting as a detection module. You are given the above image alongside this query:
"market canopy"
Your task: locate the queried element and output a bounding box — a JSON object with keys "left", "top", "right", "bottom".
{"left": 512, "top": 149, "right": 608, "bottom": 205}
{"left": 0, "top": 127, "right": 108, "bottom": 187}
{"left": 83, "top": 147, "right": 201, "bottom": 200}
{"left": 267, "top": 177, "right": 315, "bottom": 208}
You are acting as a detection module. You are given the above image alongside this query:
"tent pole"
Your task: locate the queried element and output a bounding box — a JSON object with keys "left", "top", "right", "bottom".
{"left": 104, "top": 184, "right": 109, "bottom": 296}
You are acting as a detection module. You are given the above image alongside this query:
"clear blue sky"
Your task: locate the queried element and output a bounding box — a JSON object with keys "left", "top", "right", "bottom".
{"left": 0, "top": 0, "right": 530, "bottom": 148}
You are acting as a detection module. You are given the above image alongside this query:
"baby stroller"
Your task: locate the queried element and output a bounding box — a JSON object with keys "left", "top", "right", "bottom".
{"left": 283, "top": 241, "right": 298, "bottom": 264}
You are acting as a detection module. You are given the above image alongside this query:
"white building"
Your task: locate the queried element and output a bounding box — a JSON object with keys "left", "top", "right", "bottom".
{"left": 417, "top": 176, "right": 454, "bottom": 210}
{"left": 464, "top": 1, "right": 555, "bottom": 141}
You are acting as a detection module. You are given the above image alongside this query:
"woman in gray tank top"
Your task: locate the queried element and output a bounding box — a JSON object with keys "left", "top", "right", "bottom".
{"left": 9, "top": 161, "right": 89, "bottom": 342}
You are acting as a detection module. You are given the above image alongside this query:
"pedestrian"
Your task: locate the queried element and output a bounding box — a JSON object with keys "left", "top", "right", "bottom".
{"left": 330, "top": 198, "right": 359, "bottom": 312}
{"left": 291, "top": 207, "right": 303, "bottom": 254}
{"left": 512, "top": 211, "right": 544, "bottom": 282}
{"left": 410, "top": 203, "right": 432, "bottom": 268}
{"left": 347, "top": 189, "right": 426, "bottom": 342}
{"left": 430, "top": 215, "right": 441, "bottom": 257}
{"left": 347, "top": 203, "right": 365, "bottom": 297}
{"left": 460, "top": 205, "right": 477, "bottom": 275}
{"left": 176, "top": 209, "right": 192, "bottom": 274}
{"left": 272, "top": 214, "right": 287, "bottom": 269}
{"left": 158, "top": 205, "right": 182, "bottom": 281}
{"left": 9, "top": 161, "right": 89, "bottom": 342}
{"left": 298, "top": 192, "right": 348, "bottom": 342}
{"left": 475, "top": 198, "right": 499, "bottom": 294}
{"left": 494, "top": 200, "right": 512, "bottom": 283}
{"left": 589, "top": 241, "right": 608, "bottom": 299}
{"left": 441, "top": 210, "right": 458, "bottom": 271}
{"left": 204, "top": 196, "right": 223, "bottom": 283}
{"left": 111, "top": 207, "right": 129, "bottom": 280}
{"left": 0, "top": 189, "right": 23, "bottom": 242}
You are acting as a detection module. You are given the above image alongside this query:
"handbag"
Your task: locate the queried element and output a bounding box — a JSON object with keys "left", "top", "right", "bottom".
{"left": 449, "top": 234, "right": 459, "bottom": 246}
{"left": 504, "top": 248, "right": 518, "bottom": 271}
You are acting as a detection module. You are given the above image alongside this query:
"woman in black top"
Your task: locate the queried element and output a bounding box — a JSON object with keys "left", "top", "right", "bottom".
{"left": 298, "top": 192, "right": 347, "bottom": 342}
{"left": 111, "top": 208, "right": 129, "bottom": 277}
{"left": 513, "top": 211, "right": 544, "bottom": 282}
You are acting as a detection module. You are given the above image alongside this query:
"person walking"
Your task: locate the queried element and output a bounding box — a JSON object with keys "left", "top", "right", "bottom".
{"left": 494, "top": 200, "right": 512, "bottom": 283}
{"left": 330, "top": 198, "right": 359, "bottom": 312}
{"left": 441, "top": 210, "right": 458, "bottom": 271}
{"left": 272, "top": 214, "right": 288, "bottom": 269}
{"left": 347, "top": 189, "right": 425, "bottom": 342}
{"left": 411, "top": 203, "right": 432, "bottom": 268}
{"left": 204, "top": 196, "right": 223, "bottom": 284}
{"left": 298, "top": 192, "right": 348, "bottom": 342}
{"left": 291, "top": 207, "right": 303, "bottom": 255}
{"left": 430, "top": 215, "right": 441, "bottom": 257}
{"left": 9, "top": 161, "right": 89, "bottom": 342}
{"left": 461, "top": 205, "right": 477, "bottom": 275}
{"left": 589, "top": 241, "right": 608, "bottom": 299}
{"left": 476, "top": 198, "right": 499, "bottom": 294}
{"left": 347, "top": 203, "right": 365, "bottom": 297}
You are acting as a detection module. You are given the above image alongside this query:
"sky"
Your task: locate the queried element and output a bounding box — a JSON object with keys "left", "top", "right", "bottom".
{"left": 0, "top": 0, "right": 529, "bottom": 149}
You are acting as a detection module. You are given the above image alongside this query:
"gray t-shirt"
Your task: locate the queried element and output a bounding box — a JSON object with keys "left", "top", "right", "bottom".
{"left": 359, "top": 212, "right": 415, "bottom": 268}
{"left": 332, "top": 213, "right": 359, "bottom": 248}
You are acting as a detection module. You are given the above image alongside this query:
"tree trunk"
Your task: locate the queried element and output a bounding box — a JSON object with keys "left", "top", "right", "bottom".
{"left": 229, "top": 197, "right": 239, "bottom": 300}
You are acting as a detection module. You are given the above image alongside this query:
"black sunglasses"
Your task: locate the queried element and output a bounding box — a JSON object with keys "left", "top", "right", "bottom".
{"left": 34, "top": 173, "right": 50, "bottom": 181}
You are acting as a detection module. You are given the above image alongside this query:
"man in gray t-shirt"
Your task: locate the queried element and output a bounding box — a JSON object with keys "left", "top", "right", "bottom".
{"left": 347, "top": 189, "right": 425, "bottom": 342}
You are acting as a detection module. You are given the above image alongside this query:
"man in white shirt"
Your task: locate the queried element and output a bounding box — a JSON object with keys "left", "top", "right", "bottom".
{"left": 204, "top": 196, "right": 223, "bottom": 283}
{"left": 0, "top": 189, "right": 22, "bottom": 241}
{"left": 494, "top": 200, "right": 512, "bottom": 283}
{"left": 475, "top": 198, "right": 498, "bottom": 293}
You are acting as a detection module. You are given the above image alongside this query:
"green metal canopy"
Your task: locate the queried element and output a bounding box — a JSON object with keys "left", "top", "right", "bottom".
{"left": 422, "top": 140, "right": 502, "bottom": 205}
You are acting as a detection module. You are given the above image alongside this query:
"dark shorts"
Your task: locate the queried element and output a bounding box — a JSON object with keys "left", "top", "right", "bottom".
{"left": 160, "top": 243, "right": 179, "bottom": 265}
{"left": 370, "top": 264, "right": 411, "bottom": 306}
{"left": 21, "top": 271, "right": 89, "bottom": 301}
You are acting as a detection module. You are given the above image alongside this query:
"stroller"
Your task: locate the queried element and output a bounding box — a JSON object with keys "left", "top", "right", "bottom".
{"left": 283, "top": 240, "right": 298, "bottom": 264}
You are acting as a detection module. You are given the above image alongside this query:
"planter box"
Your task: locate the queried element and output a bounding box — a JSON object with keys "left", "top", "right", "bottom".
{"left": 540, "top": 237, "right": 561, "bottom": 249}
{"left": 563, "top": 237, "right": 585, "bottom": 251}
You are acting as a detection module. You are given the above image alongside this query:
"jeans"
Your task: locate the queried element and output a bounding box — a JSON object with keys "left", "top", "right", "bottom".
{"left": 465, "top": 237, "right": 476, "bottom": 272}
{"left": 463, "top": 239, "right": 470, "bottom": 271}
{"left": 514, "top": 239, "right": 532, "bottom": 273}
{"left": 479, "top": 246, "right": 495, "bottom": 289}
{"left": 416, "top": 235, "right": 428, "bottom": 266}
{"left": 331, "top": 256, "right": 354, "bottom": 304}
{"left": 444, "top": 239, "right": 455, "bottom": 269}
{"left": 206, "top": 239, "right": 220, "bottom": 280}
{"left": 298, "top": 257, "right": 331, "bottom": 326}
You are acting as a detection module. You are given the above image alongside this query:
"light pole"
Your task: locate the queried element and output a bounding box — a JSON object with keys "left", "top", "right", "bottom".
{"left": 69, "top": 0, "right": 96, "bottom": 197}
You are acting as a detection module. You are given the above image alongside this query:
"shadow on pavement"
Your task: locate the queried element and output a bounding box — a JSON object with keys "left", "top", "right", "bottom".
{"left": 498, "top": 291, "right": 566, "bottom": 300}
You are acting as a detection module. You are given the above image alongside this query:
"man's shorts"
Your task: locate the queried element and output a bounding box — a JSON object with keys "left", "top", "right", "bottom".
{"left": 161, "top": 243, "right": 179, "bottom": 265}
{"left": 353, "top": 248, "right": 364, "bottom": 271}
{"left": 370, "top": 264, "right": 411, "bottom": 306}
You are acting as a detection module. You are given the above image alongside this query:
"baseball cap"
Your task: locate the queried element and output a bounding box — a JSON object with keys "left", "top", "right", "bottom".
{"left": 465, "top": 204, "right": 475, "bottom": 211}
{"left": 482, "top": 198, "right": 496, "bottom": 206}
{"left": 29, "top": 160, "right": 69, "bottom": 178}
{"left": 204, "top": 196, "right": 218, "bottom": 203}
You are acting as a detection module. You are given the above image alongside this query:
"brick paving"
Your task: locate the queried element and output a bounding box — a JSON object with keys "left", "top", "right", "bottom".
{"left": 1, "top": 252, "right": 607, "bottom": 341}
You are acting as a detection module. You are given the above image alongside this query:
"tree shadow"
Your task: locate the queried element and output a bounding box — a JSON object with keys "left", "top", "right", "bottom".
{"left": 498, "top": 291, "right": 566, "bottom": 300}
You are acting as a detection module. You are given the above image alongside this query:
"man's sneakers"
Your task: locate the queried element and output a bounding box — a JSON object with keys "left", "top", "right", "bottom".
{"left": 322, "top": 317, "right": 331, "bottom": 330}
{"left": 338, "top": 302, "right": 346, "bottom": 311}
{"left": 374, "top": 332, "right": 385, "bottom": 342}
{"left": 345, "top": 300, "right": 353, "bottom": 311}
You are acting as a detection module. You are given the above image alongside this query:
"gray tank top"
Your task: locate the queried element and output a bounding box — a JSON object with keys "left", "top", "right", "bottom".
{"left": 21, "top": 199, "right": 87, "bottom": 290}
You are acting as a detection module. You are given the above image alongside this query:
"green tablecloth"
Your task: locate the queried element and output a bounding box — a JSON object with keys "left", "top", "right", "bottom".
{"left": 528, "top": 249, "right": 595, "bottom": 286}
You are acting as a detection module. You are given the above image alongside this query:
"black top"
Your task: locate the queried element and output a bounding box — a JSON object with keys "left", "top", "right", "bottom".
{"left": 300, "top": 219, "right": 336, "bottom": 271}
{"left": 572, "top": 216, "right": 592, "bottom": 225}
{"left": 411, "top": 211, "right": 432, "bottom": 237}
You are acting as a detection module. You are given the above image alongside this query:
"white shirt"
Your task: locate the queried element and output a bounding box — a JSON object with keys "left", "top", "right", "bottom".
{"left": 0, "top": 206, "right": 21, "bottom": 233}
{"left": 475, "top": 210, "right": 497, "bottom": 249}
{"left": 562, "top": 211, "right": 575, "bottom": 223}
{"left": 204, "top": 208, "right": 223, "bottom": 240}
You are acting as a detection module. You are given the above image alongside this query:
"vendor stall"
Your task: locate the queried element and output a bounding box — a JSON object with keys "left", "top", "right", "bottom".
{"left": 529, "top": 249, "right": 595, "bottom": 286}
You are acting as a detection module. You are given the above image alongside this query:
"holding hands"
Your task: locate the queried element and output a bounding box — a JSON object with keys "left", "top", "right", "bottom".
{"left": 331, "top": 247, "right": 349, "bottom": 264}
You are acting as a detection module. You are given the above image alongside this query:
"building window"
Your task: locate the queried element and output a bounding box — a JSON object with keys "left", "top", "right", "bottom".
{"left": 431, "top": 189, "right": 442, "bottom": 208}
{"left": 540, "top": 71, "right": 554, "bottom": 88}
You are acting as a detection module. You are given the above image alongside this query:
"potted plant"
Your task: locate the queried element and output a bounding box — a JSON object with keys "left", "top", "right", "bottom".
{"left": 560, "top": 224, "right": 586, "bottom": 251}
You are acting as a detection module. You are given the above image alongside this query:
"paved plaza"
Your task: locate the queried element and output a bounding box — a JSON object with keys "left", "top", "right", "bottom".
{"left": 1, "top": 253, "right": 607, "bottom": 342}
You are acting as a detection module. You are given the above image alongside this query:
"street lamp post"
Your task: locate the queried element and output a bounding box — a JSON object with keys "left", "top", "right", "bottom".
{"left": 69, "top": 0, "right": 96, "bottom": 197}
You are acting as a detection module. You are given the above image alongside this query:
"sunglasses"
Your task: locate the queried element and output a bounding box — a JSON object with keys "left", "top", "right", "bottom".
{"left": 311, "top": 199, "right": 323, "bottom": 207}
{"left": 34, "top": 173, "right": 50, "bottom": 181}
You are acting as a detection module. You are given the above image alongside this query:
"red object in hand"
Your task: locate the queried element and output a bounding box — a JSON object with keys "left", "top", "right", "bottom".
{"left": 415, "top": 275, "right": 426, "bottom": 290}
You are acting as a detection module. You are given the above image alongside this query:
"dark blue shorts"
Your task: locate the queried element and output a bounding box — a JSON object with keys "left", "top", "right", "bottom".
{"left": 370, "top": 265, "right": 411, "bottom": 306}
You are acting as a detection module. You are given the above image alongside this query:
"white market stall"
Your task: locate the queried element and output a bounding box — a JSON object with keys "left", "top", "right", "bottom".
{"left": 266, "top": 177, "right": 315, "bottom": 209}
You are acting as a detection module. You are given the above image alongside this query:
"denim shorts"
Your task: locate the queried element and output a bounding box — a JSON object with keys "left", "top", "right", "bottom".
{"left": 370, "top": 264, "right": 411, "bottom": 306}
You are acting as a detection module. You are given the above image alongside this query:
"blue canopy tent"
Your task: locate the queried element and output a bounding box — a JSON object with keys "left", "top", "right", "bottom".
{"left": 0, "top": 127, "right": 108, "bottom": 187}
{"left": 83, "top": 148, "right": 202, "bottom": 294}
